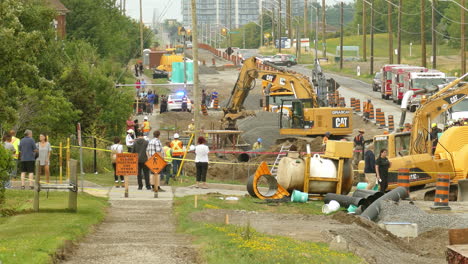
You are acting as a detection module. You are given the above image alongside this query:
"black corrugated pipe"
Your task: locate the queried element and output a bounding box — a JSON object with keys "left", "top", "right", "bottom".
{"left": 324, "top": 193, "right": 364, "bottom": 208}
{"left": 352, "top": 189, "right": 380, "bottom": 198}
{"left": 358, "top": 192, "right": 384, "bottom": 211}
{"left": 360, "top": 187, "right": 409, "bottom": 221}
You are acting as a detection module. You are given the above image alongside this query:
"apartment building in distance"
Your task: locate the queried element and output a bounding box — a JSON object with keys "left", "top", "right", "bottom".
{"left": 181, "top": 0, "right": 318, "bottom": 29}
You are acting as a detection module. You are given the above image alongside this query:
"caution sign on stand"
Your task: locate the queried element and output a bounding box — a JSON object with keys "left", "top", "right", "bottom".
{"left": 145, "top": 153, "right": 167, "bottom": 174}
{"left": 116, "top": 153, "right": 138, "bottom": 176}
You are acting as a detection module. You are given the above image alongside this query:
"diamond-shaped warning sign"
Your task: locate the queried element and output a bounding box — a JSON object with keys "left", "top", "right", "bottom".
{"left": 145, "top": 153, "right": 167, "bottom": 174}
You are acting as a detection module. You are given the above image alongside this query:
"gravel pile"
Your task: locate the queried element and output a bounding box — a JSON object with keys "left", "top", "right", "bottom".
{"left": 377, "top": 200, "right": 467, "bottom": 234}
{"left": 237, "top": 111, "right": 282, "bottom": 148}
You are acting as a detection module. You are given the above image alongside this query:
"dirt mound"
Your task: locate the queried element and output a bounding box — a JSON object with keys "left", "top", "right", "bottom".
{"left": 410, "top": 228, "right": 450, "bottom": 258}
{"left": 199, "top": 65, "right": 219, "bottom": 75}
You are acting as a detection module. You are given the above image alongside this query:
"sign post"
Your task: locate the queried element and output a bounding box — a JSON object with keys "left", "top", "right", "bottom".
{"left": 145, "top": 153, "right": 167, "bottom": 198}
{"left": 116, "top": 153, "right": 138, "bottom": 198}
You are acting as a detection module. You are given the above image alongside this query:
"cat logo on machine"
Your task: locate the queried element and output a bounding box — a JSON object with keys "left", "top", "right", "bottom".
{"left": 332, "top": 117, "right": 349, "bottom": 128}
{"left": 279, "top": 78, "right": 286, "bottom": 85}
{"left": 262, "top": 74, "right": 276, "bottom": 82}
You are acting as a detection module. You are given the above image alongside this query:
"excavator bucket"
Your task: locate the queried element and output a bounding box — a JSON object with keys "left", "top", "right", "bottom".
{"left": 246, "top": 161, "right": 290, "bottom": 200}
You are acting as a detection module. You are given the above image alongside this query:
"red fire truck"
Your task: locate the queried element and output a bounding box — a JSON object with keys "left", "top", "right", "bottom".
{"left": 380, "top": 64, "right": 408, "bottom": 100}
{"left": 390, "top": 66, "right": 427, "bottom": 104}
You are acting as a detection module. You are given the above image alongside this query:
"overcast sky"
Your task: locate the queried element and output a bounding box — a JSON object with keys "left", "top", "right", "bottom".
{"left": 126, "top": 0, "right": 355, "bottom": 24}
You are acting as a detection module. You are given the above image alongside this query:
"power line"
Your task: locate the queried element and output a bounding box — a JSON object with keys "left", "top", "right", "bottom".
{"left": 433, "top": 27, "right": 468, "bottom": 39}
{"left": 433, "top": 5, "right": 468, "bottom": 25}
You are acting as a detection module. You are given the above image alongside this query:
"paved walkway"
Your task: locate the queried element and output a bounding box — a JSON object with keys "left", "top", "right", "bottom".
{"left": 64, "top": 187, "right": 197, "bottom": 264}
{"left": 64, "top": 184, "right": 247, "bottom": 264}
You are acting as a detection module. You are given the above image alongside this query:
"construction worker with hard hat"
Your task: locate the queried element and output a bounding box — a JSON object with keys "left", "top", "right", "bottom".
{"left": 252, "top": 138, "right": 263, "bottom": 150}
{"left": 353, "top": 129, "right": 365, "bottom": 165}
{"left": 141, "top": 116, "right": 151, "bottom": 137}
{"left": 430, "top": 123, "right": 441, "bottom": 155}
{"left": 363, "top": 99, "right": 372, "bottom": 121}
{"left": 170, "top": 133, "right": 184, "bottom": 178}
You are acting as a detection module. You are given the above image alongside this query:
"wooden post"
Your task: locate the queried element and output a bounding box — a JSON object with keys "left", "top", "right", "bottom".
{"left": 67, "top": 138, "right": 70, "bottom": 181}
{"left": 224, "top": 214, "right": 229, "bottom": 225}
{"left": 154, "top": 173, "right": 159, "bottom": 198}
{"left": 124, "top": 175, "right": 129, "bottom": 198}
{"left": 194, "top": 195, "right": 198, "bottom": 208}
{"left": 33, "top": 160, "right": 40, "bottom": 212}
{"left": 59, "top": 142, "right": 63, "bottom": 184}
{"left": 68, "top": 159, "right": 78, "bottom": 212}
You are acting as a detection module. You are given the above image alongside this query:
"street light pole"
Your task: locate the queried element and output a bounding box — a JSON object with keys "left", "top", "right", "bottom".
{"left": 191, "top": 0, "right": 200, "bottom": 138}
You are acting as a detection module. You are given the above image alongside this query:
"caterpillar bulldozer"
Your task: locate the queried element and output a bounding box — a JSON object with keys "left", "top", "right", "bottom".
{"left": 358, "top": 74, "right": 468, "bottom": 197}
{"left": 222, "top": 57, "right": 352, "bottom": 136}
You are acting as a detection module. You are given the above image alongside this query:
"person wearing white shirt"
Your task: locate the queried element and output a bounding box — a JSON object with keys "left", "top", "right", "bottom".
{"left": 195, "top": 136, "right": 209, "bottom": 189}
{"left": 126, "top": 129, "right": 135, "bottom": 152}
{"left": 110, "top": 137, "right": 124, "bottom": 188}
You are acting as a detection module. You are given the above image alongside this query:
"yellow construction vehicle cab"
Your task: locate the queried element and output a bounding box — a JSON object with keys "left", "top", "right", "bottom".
{"left": 222, "top": 57, "right": 353, "bottom": 136}
{"left": 358, "top": 75, "right": 468, "bottom": 189}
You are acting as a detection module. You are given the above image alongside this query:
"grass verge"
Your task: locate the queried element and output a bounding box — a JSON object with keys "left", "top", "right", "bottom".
{"left": 174, "top": 194, "right": 363, "bottom": 264}
{"left": 0, "top": 190, "right": 108, "bottom": 263}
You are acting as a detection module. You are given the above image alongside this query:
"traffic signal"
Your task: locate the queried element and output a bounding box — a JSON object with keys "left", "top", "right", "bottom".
{"left": 186, "top": 29, "right": 192, "bottom": 35}
{"left": 221, "top": 27, "right": 228, "bottom": 36}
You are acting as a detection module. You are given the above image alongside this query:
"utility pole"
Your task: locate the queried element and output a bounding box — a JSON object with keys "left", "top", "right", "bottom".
{"left": 304, "top": 0, "right": 308, "bottom": 38}
{"left": 432, "top": 0, "right": 436, "bottom": 69}
{"left": 397, "top": 0, "right": 402, "bottom": 64}
{"left": 123, "top": 0, "right": 126, "bottom": 15}
{"left": 229, "top": 0, "right": 232, "bottom": 47}
{"left": 314, "top": 7, "right": 319, "bottom": 61}
{"left": 287, "top": 0, "right": 292, "bottom": 40}
{"left": 272, "top": 8, "right": 276, "bottom": 47}
{"left": 362, "top": 0, "right": 367, "bottom": 61}
{"left": 191, "top": 0, "right": 200, "bottom": 137}
{"left": 370, "top": 0, "right": 374, "bottom": 74}
{"left": 139, "top": 0, "right": 143, "bottom": 57}
{"left": 421, "top": 0, "right": 426, "bottom": 67}
{"left": 243, "top": 28, "right": 245, "bottom": 49}
{"left": 296, "top": 24, "right": 300, "bottom": 59}
{"left": 340, "top": 1, "right": 344, "bottom": 69}
{"left": 462, "top": 0, "right": 466, "bottom": 74}
{"left": 278, "top": 1, "right": 282, "bottom": 53}
{"left": 260, "top": 6, "right": 264, "bottom": 47}
{"left": 388, "top": 1, "right": 393, "bottom": 64}
{"left": 322, "top": 0, "right": 326, "bottom": 57}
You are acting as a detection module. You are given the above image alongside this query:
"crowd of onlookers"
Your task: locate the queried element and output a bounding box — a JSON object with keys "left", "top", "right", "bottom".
{"left": 2, "top": 129, "right": 52, "bottom": 189}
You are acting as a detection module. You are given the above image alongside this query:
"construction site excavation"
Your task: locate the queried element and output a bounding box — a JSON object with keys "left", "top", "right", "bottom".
{"left": 137, "top": 44, "right": 468, "bottom": 264}
{"left": 4, "top": 1, "right": 468, "bottom": 264}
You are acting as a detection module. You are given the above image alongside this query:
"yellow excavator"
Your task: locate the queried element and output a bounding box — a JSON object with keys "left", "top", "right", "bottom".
{"left": 222, "top": 57, "right": 353, "bottom": 136}
{"left": 358, "top": 74, "right": 468, "bottom": 192}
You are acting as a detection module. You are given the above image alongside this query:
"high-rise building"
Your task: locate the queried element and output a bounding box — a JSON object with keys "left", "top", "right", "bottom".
{"left": 181, "top": 0, "right": 314, "bottom": 29}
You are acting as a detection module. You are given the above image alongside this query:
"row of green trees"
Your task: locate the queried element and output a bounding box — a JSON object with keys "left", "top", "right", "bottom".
{"left": 227, "top": 3, "right": 355, "bottom": 49}
{"left": 353, "top": 0, "right": 467, "bottom": 48}
{"left": 0, "top": 0, "right": 153, "bottom": 139}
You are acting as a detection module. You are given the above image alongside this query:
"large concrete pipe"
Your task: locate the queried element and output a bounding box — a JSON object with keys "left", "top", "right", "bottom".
{"left": 360, "top": 187, "right": 409, "bottom": 221}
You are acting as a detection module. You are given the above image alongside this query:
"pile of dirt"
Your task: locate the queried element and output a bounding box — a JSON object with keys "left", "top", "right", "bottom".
{"left": 199, "top": 65, "right": 219, "bottom": 75}
{"left": 409, "top": 228, "right": 450, "bottom": 258}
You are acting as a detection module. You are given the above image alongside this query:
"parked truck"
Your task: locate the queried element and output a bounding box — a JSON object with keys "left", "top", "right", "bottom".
{"left": 405, "top": 71, "right": 447, "bottom": 112}
{"left": 380, "top": 64, "right": 408, "bottom": 100}
{"left": 390, "top": 66, "right": 427, "bottom": 104}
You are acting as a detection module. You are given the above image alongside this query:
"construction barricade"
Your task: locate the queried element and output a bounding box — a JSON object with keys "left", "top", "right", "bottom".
{"left": 431, "top": 173, "right": 451, "bottom": 210}
{"left": 397, "top": 168, "right": 410, "bottom": 195}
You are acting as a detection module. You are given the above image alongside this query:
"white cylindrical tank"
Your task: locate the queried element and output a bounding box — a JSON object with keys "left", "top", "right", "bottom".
{"left": 310, "top": 154, "right": 337, "bottom": 178}
{"left": 276, "top": 152, "right": 305, "bottom": 191}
